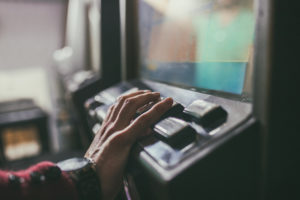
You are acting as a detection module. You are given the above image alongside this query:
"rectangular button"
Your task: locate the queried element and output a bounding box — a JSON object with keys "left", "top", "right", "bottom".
{"left": 183, "top": 100, "right": 227, "bottom": 130}
{"left": 85, "top": 98, "right": 103, "bottom": 110}
{"left": 95, "top": 104, "right": 111, "bottom": 122}
{"left": 119, "top": 87, "right": 139, "bottom": 96}
{"left": 94, "top": 92, "right": 114, "bottom": 105}
{"left": 144, "top": 141, "right": 182, "bottom": 168}
{"left": 135, "top": 99, "right": 184, "bottom": 119}
{"left": 160, "top": 101, "right": 184, "bottom": 119}
{"left": 153, "top": 117, "right": 196, "bottom": 148}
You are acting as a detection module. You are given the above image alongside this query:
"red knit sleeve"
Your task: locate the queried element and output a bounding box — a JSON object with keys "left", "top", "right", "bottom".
{"left": 0, "top": 161, "right": 79, "bottom": 200}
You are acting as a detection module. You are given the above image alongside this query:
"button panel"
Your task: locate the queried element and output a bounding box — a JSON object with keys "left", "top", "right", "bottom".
{"left": 84, "top": 86, "right": 230, "bottom": 168}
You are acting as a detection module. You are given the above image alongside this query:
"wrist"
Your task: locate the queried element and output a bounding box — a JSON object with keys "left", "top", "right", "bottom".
{"left": 86, "top": 156, "right": 110, "bottom": 200}
{"left": 57, "top": 157, "right": 102, "bottom": 200}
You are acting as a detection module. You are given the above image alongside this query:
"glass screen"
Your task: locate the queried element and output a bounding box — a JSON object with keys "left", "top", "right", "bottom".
{"left": 138, "top": 0, "right": 255, "bottom": 95}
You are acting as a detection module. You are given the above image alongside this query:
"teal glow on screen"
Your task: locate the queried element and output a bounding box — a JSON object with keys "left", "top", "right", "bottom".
{"left": 139, "top": 0, "right": 254, "bottom": 95}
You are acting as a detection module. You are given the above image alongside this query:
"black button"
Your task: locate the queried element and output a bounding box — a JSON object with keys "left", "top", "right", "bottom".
{"left": 135, "top": 99, "right": 184, "bottom": 120}
{"left": 153, "top": 117, "right": 196, "bottom": 148}
{"left": 8, "top": 174, "right": 21, "bottom": 187}
{"left": 160, "top": 101, "right": 184, "bottom": 120}
{"left": 30, "top": 171, "right": 43, "bottom": 184}
{"left": 85, "top": 98, "right": 103, "bottom": 110}
{"left": 183, "top": 100, "right": 227, "bottom": 130}
{"left": 45, "top": 166, "right": 62, "bottom": 181}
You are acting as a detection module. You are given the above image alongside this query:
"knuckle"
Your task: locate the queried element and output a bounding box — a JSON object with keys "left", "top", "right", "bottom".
{"left": 124, "top": 98, "right": 135, "bottom": 107}
{"left": 143, "top": 92, "right": 157, "bottom": 100}
{"left": 118, "top": 96, "right": 127, "bottom": 103}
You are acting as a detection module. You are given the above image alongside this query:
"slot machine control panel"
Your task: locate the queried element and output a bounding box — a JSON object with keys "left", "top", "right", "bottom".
{"left": 84, "top": 80, "right": 252, "bottom": 168}
{"left": 83, "top": 79, "right": 258, "bottom": 199}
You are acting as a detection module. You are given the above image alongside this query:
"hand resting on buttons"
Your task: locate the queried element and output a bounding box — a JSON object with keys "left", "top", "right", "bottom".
{"left": 85, "top": 90, "right": 173, "bottom": 200}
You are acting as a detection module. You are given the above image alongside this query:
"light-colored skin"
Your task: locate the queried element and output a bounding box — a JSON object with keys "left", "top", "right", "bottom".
{"left": 85, "top": 90, "right": 173, "bottom": 200}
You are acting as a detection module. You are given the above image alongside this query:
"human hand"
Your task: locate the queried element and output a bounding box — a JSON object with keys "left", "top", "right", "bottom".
{"left": 85, "top": 90, "right": 173, "bottom": 200}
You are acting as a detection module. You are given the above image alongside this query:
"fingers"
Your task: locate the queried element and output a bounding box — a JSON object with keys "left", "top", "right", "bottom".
{"left": 100, "top": 92, "right": 162, "bottom": 142}
{"left": 109, "top": 90, "right": 149, "bottom": 122}
{"left": 115, "top": 92, "right": 161, "bottom": 127}
{"left": 102, "top": 104, "right": 115, "bottom": 125}
{"left": 100, "top": 90, "right": 160, "bottom": 141}
{"left": 123, "top": 97, "right": 173, "bottom": 143}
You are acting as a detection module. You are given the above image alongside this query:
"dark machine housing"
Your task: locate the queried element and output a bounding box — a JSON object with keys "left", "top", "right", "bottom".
{"left": 79, "top": 0, "right": 300, "bottom": 199}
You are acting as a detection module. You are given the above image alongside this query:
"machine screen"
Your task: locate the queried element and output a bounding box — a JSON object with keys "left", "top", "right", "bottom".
{"left": 138, "top": 0, "right": 255, "bottom": 95}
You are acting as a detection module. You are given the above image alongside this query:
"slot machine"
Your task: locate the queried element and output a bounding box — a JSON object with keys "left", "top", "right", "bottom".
{"left": 81, "top": 0, "right": 300, "bottom": 199}
{"left": 84, "top": 0, "right": 260, "bottom": 199}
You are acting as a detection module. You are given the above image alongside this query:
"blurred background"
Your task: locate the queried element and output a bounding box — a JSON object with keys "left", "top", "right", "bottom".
{"left": 0, "top": 0, "right": 102, "bottom": 169}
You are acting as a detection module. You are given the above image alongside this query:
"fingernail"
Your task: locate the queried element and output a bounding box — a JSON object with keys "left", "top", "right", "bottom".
{"left": 144, "top": 90, "right": 151, "bottom": 92}
{"left": 164, "top": 97, "right": 173, "bottom": 105}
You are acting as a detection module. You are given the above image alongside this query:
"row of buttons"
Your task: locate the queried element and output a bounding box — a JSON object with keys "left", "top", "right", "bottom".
{"left": 130, "top": 97, "right": 227, "bottom": 148}
{"left": 85, "top": 90, "right": 227, "bottom": 149}
{"left": 84, "top": 88, "right": 228, "bottom": 168}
